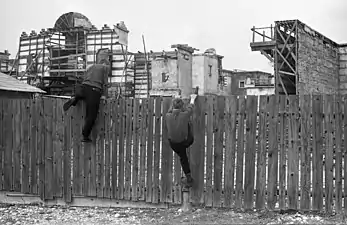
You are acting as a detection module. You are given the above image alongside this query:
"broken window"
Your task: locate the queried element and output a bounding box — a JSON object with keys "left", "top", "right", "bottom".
{"left": 239, "top": 80, "right": 245, "bottom": 88}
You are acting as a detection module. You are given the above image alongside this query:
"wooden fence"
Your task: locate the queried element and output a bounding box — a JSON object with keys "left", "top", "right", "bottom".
{"left": 0, "top": 95, "right": 347, "bottom": 213}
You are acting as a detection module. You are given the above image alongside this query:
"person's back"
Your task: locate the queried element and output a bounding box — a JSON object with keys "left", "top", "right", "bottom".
{"left": 82, "top": 64, "right": 109, "bottom": 90}
{"left": 166, "top": 106, "right": 193, "bottom": 143}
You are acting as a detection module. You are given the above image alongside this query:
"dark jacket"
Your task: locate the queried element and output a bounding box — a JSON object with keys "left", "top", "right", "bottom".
{"left": 82, "top": 64, "right": 110, "bottom": 94}
{"left": 166, "top": 103, "right": 194, "bottom": 143}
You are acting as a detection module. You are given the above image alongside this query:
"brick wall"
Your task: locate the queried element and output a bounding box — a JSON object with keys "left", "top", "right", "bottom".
{"left": 297, "top": 26, "right": 340, "bottom": 94}
{"left": 339, "top": 45, "right": 347, "bottom": 94}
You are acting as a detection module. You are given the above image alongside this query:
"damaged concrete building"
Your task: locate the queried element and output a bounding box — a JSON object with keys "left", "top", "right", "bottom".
{"left": 251, "top": 20, "right": 347, "bottom": 95}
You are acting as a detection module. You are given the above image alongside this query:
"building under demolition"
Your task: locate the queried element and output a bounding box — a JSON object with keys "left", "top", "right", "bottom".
{"left": 251, "top": 19, "right": 347, "bottom": 95}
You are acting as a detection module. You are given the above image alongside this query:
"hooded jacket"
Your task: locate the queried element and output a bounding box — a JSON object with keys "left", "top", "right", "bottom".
{"left": 165, "top": 103, "right": 194, "bottom": 143}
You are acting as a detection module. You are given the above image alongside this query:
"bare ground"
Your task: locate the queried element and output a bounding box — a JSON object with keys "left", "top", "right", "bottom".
{"left": 0, "top": 203, "right": 346, "bottom": 225}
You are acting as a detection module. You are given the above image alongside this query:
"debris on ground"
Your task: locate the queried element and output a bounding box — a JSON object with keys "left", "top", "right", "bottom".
{"left": 0, "top": 203, "right": 345, "bottom": 224}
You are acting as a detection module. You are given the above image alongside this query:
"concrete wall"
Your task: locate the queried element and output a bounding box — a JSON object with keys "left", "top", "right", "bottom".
{"left": 192, "top": 54, "right": 219, "bottom": 95}
{"left": 339, "top": 45, "right": 347, "bottom": 94}
{"left": 177, "top": 48, "right": 193, "bottom": 98}
{"left": 297, "top": 25, "right": 340, "bottom": 94}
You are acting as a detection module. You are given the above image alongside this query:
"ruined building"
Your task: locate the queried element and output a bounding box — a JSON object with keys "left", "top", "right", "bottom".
{"left": 251, "top": 20, "right": 347, "bottom": 95}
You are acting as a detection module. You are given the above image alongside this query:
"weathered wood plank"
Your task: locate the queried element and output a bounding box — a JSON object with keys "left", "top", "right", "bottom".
{"left": 51, "top": 98, "right": 58, "bottom": 196}
{"left": 3, "top": 100, "right": 13, "bottom": 191}
{"left": 224, "top": 96, "right": 238, "bottom": 208}
{"left": 132, "top": 99, "right": 140, "bottom": 201}
{"left": 0, "top": 99, "right": 3, "bottom": 190}
{"left": 244, "top": 95, "right": 258, "bottom": 209}
{"left": 72, "top": 103, "right": 81, "bottom": 195}
{"left": 146, "top": 98, "right": 154, "bottom": 203}
{"left": 153, "top": 97, "right": 162, "bottom": 203}
{"left": 139, "top": 99, "right": 148, "bottom": 201}
{"left": 161, "top": 97, "right": 172, "bottom": 203}
{"left": 124, "top": 99, "right": 133, "bottom": 200}
{"left": 111, "top": 99, "right": 119, "bottom": 199}
{"left": 205, "top": 96, "right": 214, "bottom": 207}
{"left": 89, "top": 102, "right": 98, "bottom": 197}
{"left": 190, "top": 96, "right": 206, "bottom": 205}
{"left": 255, "top": 96, "right": 268, "bottom": 209}
{"left": 38, "top": 98, "right": 45, "bottom": 200}
{"left": 63, "top": 103, "right": 72, "bottom": 203}
{"left": 335, "top": 95, "right": 343, "bottom": 213}
{"left": 96, "top": 101, "right": 105, "bottom": 198}
{"left": 104, "top": 100, "right": 111, "bottom": 198}
{"left": 21, "top": 99, "right": 30, "bottom": 194}
{"left": 344, "top": 95, "right": 347, "bottom": 215}
{"left": 117, "top": 99, "right": 125, "bottom": 200}
{"left": 299, "top": 95, "right": 311, "bottom": 210}
{"left": 287, "top": 95, "right": 299, "bottom": 210}
{"left": 13, "top": 100, "right": 21, "bottom": 192}
{"left": 312, "top": 95, "right": 323, "bottom": 211}
{"left": 55, "top": 99, "right": 64, "bottom": 197}
{"left": 213, "top": 96, "right": 225, "bottom": 207}
{"left": 30, "top": 99, "right": 38, "bottom": 194}
{"left": 44, "top": 98, "right": 54, "bottom": 200}
{"left": 235, "top": 95, "right": 246, "bottom": 208}
{"left": 278, "top": 95, "right": 287, "bottom": 209}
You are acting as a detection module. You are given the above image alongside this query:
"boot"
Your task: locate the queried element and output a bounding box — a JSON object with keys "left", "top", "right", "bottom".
{"left": 185, "top": 173, "right": 193, "bottom": 188}
{"left": 63, "top": 97, "right": 76, "bottom": 112}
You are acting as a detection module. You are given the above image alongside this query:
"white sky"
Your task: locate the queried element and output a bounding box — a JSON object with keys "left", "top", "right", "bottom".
{"left": 1, "top": 0, "right": 347, "bottom": 73}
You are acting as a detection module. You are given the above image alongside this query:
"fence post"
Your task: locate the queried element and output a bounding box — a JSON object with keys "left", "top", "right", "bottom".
{"left": 181, "top": 186, "right": 191, "bottom": 212}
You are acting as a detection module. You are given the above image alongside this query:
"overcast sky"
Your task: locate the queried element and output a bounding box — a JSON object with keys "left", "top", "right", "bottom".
{"left": 1, "top": 0, "right": 346, "bottom": 73}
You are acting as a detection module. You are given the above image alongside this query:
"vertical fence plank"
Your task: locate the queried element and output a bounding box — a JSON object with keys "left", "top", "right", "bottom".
{"left": 132, "top": 99, "right": 140, "bottom": 201}
{"left": 335, "top": 95, "right": 343, "bottom": 213}
{"left": 152, "top": 97, "right": 162, "bottom": 203}
{"left": 278, "top": 95, "right": 287, "bottom": 209}
{"left": 63, "top": 105, "right": 72, "bottom": 203}
{"left": 256, "top": 96, "right": 268, "bottom": 209}
{"left": 44, "top": 98, "right": 53, "bottom": 200}
{"left": 88, "top": 103, "right": 98, "bottom": 197}
{"left": 21, "top": 99, "right": 30, "bottom": 194}
{"left": 324, "top": 95, "right": 334, "bottom": 213}
{"left": 111, "top": 100, "right": 119, "bottom": 199}
{"left": 344, "top": 95, "right": 347, "bottom": 215}
{"left": 213, "top": 96, "right": 225, "bottom": 207}
{"left": 300, "top": 95, "right": 311, "bottom": 210}
{"left": 139, "top": 99, "right": 148, "bottom": 201}
{"left": 124, "top": 98, "right": 133, "bottom": 200}
{"left": 104, "top": 100, "right": 111, "bottom": 198}
{"left": 244, "top": 95, "right": 258, "bottom": 209}
{"left": 146, "top": 98, "right": 154, "bottom": 203}
{"left": 0, "top": 99, "right": 3, "bottom": 190}
{"left": 52, "top": 98, "right": 58, "bottom": 197}
{"left": 13, "top": 100, "right": 21, "bottom": 192}
{"left": 205, "top": 96, "right": 214, "bottom": 207}
{"left": 30, "top": 99, "right": 38, "bottom": 194}
{"left": 224, "top": 96, "right": 238, "bottom": 208}
{"left": 235, "top": 96, "right": 246, "bottom": 208}
{"left": 312, "top": 95, "right": 323, "bottom": 211}
{"left": 55, "top": 99, "right": 64, "bottom": 197}
{"left": 161, "top": 97, "right": 172, "bottom": 203}
{"left": 38, "top": 98, "right": 45, "bottom": 200}
{"left": 287, "top": 95, "right": 299, "bottom": 210}
{"left": 3, "top": 100, "right": 13, "bottom": 191}
{"left": 72, "top": 103, "right": 80, "bottom": 196}
{"left": 117, "top": 99, "right": 125, "bottom": 199}
{"left": 97, "top": 101, "right": 106, "bottom": 198}
{"left": 190, "top": 96, "right": 206, "bottom": 204}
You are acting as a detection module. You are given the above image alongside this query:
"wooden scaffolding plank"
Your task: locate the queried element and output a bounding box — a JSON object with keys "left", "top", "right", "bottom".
{"left": 335, "top": 95, "right": 343, "bottom": 213}
{"left": 104, "top": 100, "right": 111, "bottom": 198}
{"left": 255, "top": 96, "right": 269, "bottom": 209}
{"left": 3, "top": 100, "right": 13, "bottom": 191}
{"left": 299, "top": 95, "right": 311, "bottom": 210}
{"left": 244, "top": 95, "right": 258, "bottom": 209}
{"left": 312, "top": 95, "right": 323, "bottom": 211}
{"left": 111, "top": 100, "right": 119, "bottom": 199}
{"left": 152, "top": 97, "right": 162, "bottom": 204}
{"left": 160, "top": 97, "right": 172, "bottom": 203}
{"left": 21, "top": 99, "right": 30, "bottom": 194}
{"left": 117, "top": 99, "right": 125, "bottom": 200}
{"left": 224, "top": 95, "right": 238, "bottom": 208}
{"left": 139, "top": 99, "right": 148, "bottom": 201}
{"left": 287, "top": 95, "right": 299, "bottom": 210}
{"left": 30, "top": 99, "right": 38, "bottom": 194}
{"left": 205, "top": 96, "right": 214, "bottom": 207}
{"left": 324, "top": 95, "right": 334, "bottom": 213}
{"left": 132, "top": 99, "right": 140, "bottom": 201}
{"left": 278, "top": 95, "right": 287, "bottom": 209}
{"left": 190, "top": 96, "right": 206, "bottom": 205}
{"left": 235, "top": 96, "right": 246, "bottom": 208}
{"left": 146, "top": 98, "right": 154, "bottom": 203}
{"left": 97, "top": 101, "right": 105, "bottom": 198}
{"left": 213, "top": 96, "right": 225, "bottom": 207}
{"left": 44, "top": 97, "right": 54, "bottom": 200}
{"left": 13, "top": 99, "right": 21, "bottom": 192}
{"left": 124, "top": 98, "right": 133, "bottom": 200}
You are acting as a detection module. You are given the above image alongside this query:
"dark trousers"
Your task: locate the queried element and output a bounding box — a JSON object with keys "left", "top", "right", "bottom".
{"left": 71, "top": 84, "right": 102, "bottom": 138}
{"left": 169, "top": 124, "right": 194, "bottom": 175}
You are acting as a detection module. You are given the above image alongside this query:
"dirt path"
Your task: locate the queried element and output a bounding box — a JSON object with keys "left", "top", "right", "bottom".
{"left": 0, "top": 204, "right": 345, "bottom": 224}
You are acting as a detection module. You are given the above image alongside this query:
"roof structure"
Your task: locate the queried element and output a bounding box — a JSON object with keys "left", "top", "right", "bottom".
{"left": 0, "top": 72, "right": 46, "bottom": 93}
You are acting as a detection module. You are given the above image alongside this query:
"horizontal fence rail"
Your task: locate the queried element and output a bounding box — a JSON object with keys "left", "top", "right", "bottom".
{"left": 0, "top": 95, "right": 347, "bottom": 214}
